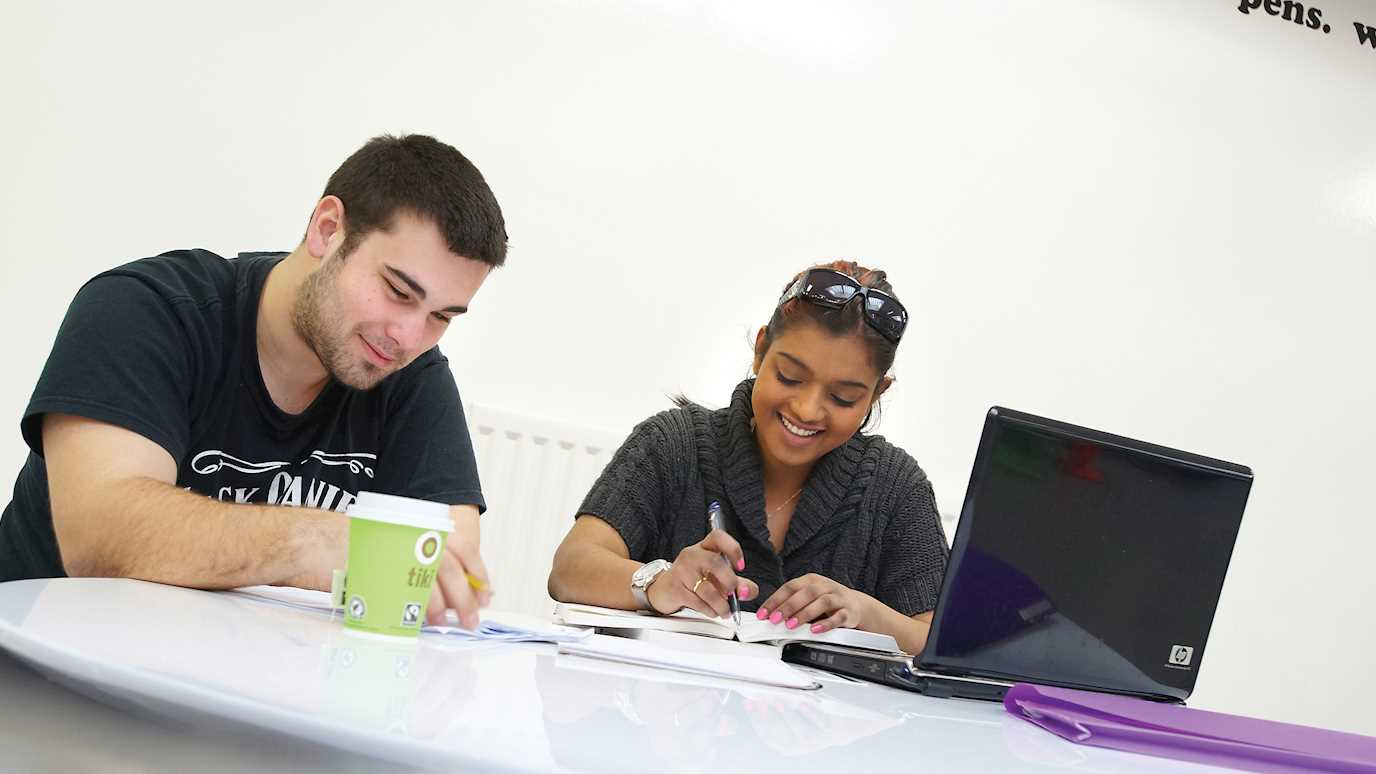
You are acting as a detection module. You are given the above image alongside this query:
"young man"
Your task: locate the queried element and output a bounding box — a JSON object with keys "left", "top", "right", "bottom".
{"left": 0, "top": 134, "right": 505, "bottom": 629}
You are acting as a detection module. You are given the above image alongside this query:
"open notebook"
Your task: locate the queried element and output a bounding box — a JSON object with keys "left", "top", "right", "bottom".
{"left": 552, "top": 602, "right": 902, "bottom": 654}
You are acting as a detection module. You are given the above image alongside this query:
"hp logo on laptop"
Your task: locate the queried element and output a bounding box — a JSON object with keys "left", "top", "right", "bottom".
{"left": 1168, "top": 645, "right": 1194, "bottom": 666}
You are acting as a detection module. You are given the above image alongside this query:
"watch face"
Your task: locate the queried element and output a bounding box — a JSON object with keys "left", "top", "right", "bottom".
{"left": 633, "top": 560, "right": 666, "bottom": 587}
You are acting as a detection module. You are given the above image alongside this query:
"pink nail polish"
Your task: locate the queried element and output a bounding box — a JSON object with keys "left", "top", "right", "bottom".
{"left": 811, "top": 624, "right": 824, "bottom": 634}
{"left": 769, "top": 611, "right": 783, "bottom": 624}
{"left": 786, "top": 617, "right": 798, "bottom": 630}
{"left": 736, "top": 558, "right": 745, "bottom": 571}
{"left": 757, "top": 608, "right": 769, "bottom": 620}
{"left": 737, "top": 584, "right": 749, "bottom": 597}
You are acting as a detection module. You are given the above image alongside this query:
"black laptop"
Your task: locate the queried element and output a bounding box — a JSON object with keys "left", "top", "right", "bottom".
{"left": 784, "top": 406, "right": 1253, "bottom": 703}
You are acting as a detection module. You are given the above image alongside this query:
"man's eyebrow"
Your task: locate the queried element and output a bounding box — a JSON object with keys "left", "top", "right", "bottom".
{"left": 385, "top": 264, "right": 468, "bottom": 314}
{"left": 384, "top": 264, "right": 427, "bottom": 300}
{"left": 778, "top": 351, "right": 869, "bottom": 391}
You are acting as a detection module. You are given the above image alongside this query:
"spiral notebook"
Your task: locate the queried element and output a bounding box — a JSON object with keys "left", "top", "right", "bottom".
{"left": 557, "top": 633, "right": 822, "bottom": 690}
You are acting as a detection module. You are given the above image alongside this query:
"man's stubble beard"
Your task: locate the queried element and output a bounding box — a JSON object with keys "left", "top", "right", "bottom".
{"left": 290, "top": 255, "right": 386, "bottom": 391}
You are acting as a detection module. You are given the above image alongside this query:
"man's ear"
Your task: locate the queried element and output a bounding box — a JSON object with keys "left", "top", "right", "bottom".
{"left": 305, "top": 196, "right": 346, "bottom": 259}
{"left": 751, "top": 326, "right": 768, "bottom": 375}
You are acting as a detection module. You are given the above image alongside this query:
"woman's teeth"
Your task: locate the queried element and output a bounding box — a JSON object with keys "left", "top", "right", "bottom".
{"left": 780, "top": 414, "right": 820, "bottom": 437}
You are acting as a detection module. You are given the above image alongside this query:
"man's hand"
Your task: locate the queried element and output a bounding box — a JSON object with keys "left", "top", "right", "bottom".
{"left": 426, "top": 504, "right": 491, "bottom": 629}
{"left": 645, "top": 529, "right": 758, "bottom": 619}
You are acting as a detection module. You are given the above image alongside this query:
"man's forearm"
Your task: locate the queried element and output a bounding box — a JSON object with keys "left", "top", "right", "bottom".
{"left": 56, "top": 476, "right": 346, "bottom": 589}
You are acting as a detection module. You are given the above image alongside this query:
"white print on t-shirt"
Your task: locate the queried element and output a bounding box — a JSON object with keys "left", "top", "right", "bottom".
{"left": 189, "top": 448, "right": 378, "bottom": 513}
{"left": 191, "top": 449, "right": 376, "bottom": 479}
{"left": 303, "top": 451, "right": 376, "bottom": 478}
{"left": 191, "top": 450, "right": 290, "bottom": 476}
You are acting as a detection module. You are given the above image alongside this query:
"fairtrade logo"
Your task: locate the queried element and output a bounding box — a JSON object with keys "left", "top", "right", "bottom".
{"left": 415, "top": 531, "right": 443, "bottom": 566}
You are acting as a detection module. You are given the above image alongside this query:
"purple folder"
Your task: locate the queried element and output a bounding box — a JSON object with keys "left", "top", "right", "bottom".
{"left": 1004, "top": 683, "right": 1376, "bottom": 773}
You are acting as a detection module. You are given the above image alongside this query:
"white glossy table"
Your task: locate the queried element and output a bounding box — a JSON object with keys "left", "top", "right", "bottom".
{"left": 0, "top": 578, "right": 1237, "bottom": 772}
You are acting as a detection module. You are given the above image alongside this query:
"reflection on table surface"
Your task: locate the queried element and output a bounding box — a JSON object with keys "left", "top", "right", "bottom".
{"left": 0, "top": 578, "right": 1237, "bottom": 773}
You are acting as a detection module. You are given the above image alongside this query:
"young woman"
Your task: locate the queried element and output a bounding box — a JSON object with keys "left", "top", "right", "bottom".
{"left": 547, "top": 261, "right": 948, "bottom": 654}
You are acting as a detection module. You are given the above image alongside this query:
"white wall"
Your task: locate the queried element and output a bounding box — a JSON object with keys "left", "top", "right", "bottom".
{"left": 2, "top": 0, "right": 1373, "bottom": 736}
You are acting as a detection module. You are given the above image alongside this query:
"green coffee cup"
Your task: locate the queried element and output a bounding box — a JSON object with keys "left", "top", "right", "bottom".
{"left": 342, "top": 491, "right": 452, "bottom": 638}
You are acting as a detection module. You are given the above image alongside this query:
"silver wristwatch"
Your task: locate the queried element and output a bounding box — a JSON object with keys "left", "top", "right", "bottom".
{"left": 630, "top": 559, "right": 672, "bottom": 611}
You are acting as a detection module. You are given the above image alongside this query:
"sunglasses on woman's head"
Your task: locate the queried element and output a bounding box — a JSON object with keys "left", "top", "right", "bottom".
{"left": 778, "top": 268, "right": 908, "bottom": 344}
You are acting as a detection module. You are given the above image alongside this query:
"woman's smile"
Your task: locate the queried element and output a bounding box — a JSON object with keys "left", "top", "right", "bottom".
{"left": 779, "top": 412, "right": 823, "bottom": 441}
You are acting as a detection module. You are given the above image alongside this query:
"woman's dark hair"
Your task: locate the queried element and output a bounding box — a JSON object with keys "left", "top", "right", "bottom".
{"left": 760, "top": 259, "right": 899, "bottom": 375}
{"left": 315, "top": 133, "right": 508, "bottom": 267}
{"left": 756, "top": 259, "right": 901, "bottom": 430}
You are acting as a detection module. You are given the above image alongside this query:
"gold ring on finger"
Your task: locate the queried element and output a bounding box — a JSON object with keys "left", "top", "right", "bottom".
{"left": 691, "top": 575, "right": 708, "bottom": 593}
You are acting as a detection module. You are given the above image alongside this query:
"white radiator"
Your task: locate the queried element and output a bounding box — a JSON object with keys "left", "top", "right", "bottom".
{"left": 467, "top": 404, "right": 624, "bottom": 620}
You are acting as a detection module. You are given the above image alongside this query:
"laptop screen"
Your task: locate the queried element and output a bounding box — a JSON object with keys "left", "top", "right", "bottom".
{"left": 920, "top": 407, "right": 1253, "bottom": 702}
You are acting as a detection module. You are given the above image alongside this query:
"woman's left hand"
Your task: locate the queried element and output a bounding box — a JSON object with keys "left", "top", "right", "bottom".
{"left": 757, "top": 573, "right": 871, "bottom": 634}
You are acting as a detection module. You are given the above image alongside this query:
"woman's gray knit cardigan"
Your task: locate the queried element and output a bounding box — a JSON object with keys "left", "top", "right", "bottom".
{"left": 577, "top": 379, "right": 949, "bottom": 615}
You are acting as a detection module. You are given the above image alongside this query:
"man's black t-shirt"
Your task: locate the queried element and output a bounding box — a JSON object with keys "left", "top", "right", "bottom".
{"left": 0, "top": 249, "right": 485, "bottom": 582}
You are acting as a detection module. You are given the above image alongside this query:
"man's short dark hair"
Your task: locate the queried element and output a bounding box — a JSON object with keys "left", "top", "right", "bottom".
{"left": 321, "top": 134, "right": 508, "bottom": 267}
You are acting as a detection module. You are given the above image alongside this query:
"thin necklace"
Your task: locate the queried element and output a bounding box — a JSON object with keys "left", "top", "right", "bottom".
{"left": 767, "top": 487, "right": 803, "bottom": 517}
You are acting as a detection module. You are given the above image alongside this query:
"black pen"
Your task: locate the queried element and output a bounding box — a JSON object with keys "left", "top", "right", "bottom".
{"left": 706, "top": 500, "right": 741, "bottom": 628}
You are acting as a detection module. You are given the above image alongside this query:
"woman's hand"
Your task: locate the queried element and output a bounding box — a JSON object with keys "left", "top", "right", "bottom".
{"left": 757, "top": 573, "right": 871, "bottom": 634}
{"left": 646, "top": 529, "right": 758, "bottom": 618}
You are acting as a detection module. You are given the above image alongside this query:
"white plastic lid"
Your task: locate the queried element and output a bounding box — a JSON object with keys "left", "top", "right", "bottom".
{"left": 346, "top": 491, "right": 454, "bottom": 532}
